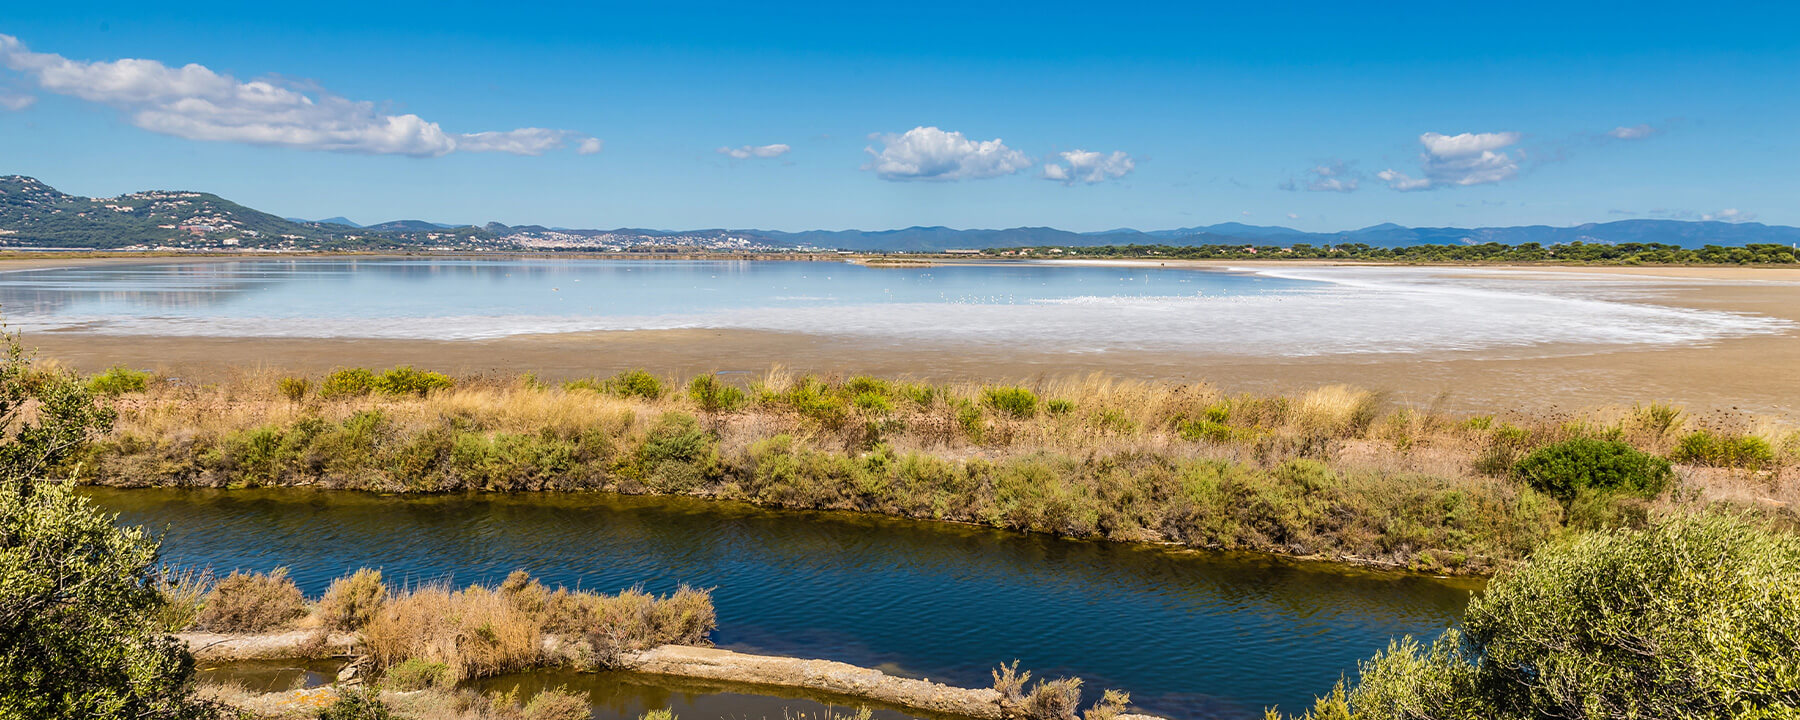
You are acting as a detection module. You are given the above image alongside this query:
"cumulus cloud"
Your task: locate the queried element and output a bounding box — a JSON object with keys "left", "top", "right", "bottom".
{"left": 0, "top": 33, "right": 597, "bottom": 157}
{"left": 1608, "top": 124, "right": 1656, "bottom": 140}
{"left": 1040, "top": 149, "right": 1134, "bottom": 184}
{"left": 1379, "top": 131, "right": 1522, "bottom": 191}
{"left": 1284, "top": 161, "right": 1358, "bottom": 192}
{"left": 717, "top": 143, "right": 790, "bottom": 159}
{"left": 863, "top": 126, "right": 1030, "bottom": 181}
{"left": 0, "top": 90, "right": 32, "bottom": 111}
{"left": 576, "top": 137, "right": 604, "bottom": 155}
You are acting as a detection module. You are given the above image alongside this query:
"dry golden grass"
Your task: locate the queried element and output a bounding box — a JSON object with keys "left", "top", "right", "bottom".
{"left": 362, "top": 584, "right": 540, "bottom": 683}
{"left": 79, "top": 365, "right": 1800, "bottom": 572}
{"left": 358, "top": 572, "right": 715, "bottom": 683}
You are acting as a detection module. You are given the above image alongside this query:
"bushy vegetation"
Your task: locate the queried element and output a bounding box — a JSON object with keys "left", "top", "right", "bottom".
{"left": 318, "top": 686, "right": 396, "bottom": 720}
{"left": 362, "top": 571, "right": 714, "bottom": 683}
{"left": 373, "top": 366, "right": 454, "bottom": 396}
{"left": 279, "top": 376, "right": 311, "bottom": 402}
{"left": 319, "top": 567, "right": 387, "bottom": 631}
{"left": 381, "top": 658, "right": 449, "bottom": 691}
{"left": 688, "top": 374, "right": 747, "bottom": 412}
{"left": 992, "top": 240, "right": 1800, "bottom": 265}
{"left": 318, "top": 367, "right": 453, "bottom": 399}
{"left": 0, "top": 331, "right": 217, "bottom": 718}
{"left": 196, "top": 567, "right": 307, "bottom": 633}
{"left": 87, "top": 364, "right": 151, "bottom": 395}
{"left": 321, "top": 368, "right": 378, "bottom": 399}
{"left": 1673, "top": 429, "right": 1778, "bottom": 469}
{"left": 567, "top": 369, "right": 664, "bottom": 400}
{"left": 1511, "top": 437, "right": 1673, "bottom": 504}
{"left": 1273, "top": 513, "right": 1800, "bottom": 719}
{"left": 76, "top": 368, "right": 1800, "bottom": 573}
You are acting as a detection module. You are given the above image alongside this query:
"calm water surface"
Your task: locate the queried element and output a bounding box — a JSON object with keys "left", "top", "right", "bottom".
{"left": 88, "top": 487, "right": 1478, "bottom": 720}
{"left": 4, "top": 258, "right": 1782, "bottom": 356}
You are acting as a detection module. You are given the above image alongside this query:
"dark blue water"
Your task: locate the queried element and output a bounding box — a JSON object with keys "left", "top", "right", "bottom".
{"left": 88, "top": 487, "right": 1475, "bottom": 720}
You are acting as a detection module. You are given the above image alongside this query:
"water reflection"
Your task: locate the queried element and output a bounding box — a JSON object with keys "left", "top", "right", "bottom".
{"left": 91, "top": 488, "right": 1475, "bottom": 719}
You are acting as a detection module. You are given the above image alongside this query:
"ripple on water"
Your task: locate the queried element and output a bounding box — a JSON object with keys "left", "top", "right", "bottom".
{"left": 92, "top": 488, "right": 1477, "bottom": 720}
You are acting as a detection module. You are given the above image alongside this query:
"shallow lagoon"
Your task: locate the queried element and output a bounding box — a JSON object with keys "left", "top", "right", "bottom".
{"left": 4, "top": 258, "right": 1784, "bottom": 356}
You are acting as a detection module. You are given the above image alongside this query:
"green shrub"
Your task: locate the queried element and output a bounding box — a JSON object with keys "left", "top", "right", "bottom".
{"left": 1308, "top": 513, "right": 1800, "bottom": 720}
{"left": 86, "top": 365, "right": 149, "bottom": 395}
{"left": 320, "top": 568, "right": 387, "bottom": 631}
{"left": 1177, "top": 418, "right": 1236, "bottom": 443}
{"left": 956, "top": 406, "right": 986, "bottom": 443}
{"left": 1511, "top": 437, "right": 1672, "bottom": 504}
{"left": 687, "top": 375, "right": 746, "bottom": 412}
{"left": 520, "top": 686, "right": 592, "bottom": 720}
{"left": 852, "top": 391, "right": 892, "bottom": 413}
{"left": 195, "top": 567, "right": 306, "bottom": 632}
{"left": 1046, "top": 399, "right": 1075, "bottom": 416}
{"left": 1672, "top": 430, "right": 1776, "bottom": 469}
{"left": 843, "top": 376, "right": 891, "bottom": 396}
{"left": 321, "top": 368, "right": 376, "bottom": 399}
{"left": 983, "top": 386, "right": 1039, "bottom": 418}
{"left": 318, "top": 686, "right": 395, "bottom": 720}
{"left": 373, "top": 366, "right": 453, "bottom": 396}
{"left": 278, "top": 376, "right": 310, "bottom": 402}
{"left": 381, "top": 658, "right": 449, "bottom": 691}
{"left": 610, "top": 370, "right": 664, "bottom": 400}
{"left": 629, "top": 413, "right": 718, "bottom": 492}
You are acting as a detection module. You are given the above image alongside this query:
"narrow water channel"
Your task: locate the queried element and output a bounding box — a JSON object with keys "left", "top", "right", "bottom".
{"left": 87, "top": 487, "right": 1478, "bottom": 720}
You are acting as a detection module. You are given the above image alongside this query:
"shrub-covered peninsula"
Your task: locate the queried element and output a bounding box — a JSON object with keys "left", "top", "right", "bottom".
{"left": 75, "top": 365, "right": 1800, "bottom": 575}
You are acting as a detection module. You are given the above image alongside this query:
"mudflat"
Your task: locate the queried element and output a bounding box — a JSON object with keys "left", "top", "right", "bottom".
{"left": 16, "top": 257, "right": 1800, "bottom": 418}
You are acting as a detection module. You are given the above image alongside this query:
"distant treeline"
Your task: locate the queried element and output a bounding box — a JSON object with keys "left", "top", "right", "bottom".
{"left": 986, "top": 241, "right": 1800, "bottom": 264}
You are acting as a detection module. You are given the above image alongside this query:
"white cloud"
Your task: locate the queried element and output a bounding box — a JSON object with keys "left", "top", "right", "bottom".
{"left": 0, "top": 33, "right": 597, "bottom": 157}
{"left": 1286, "top": 213, "right": 1300, "bottom": 220}
{"left": 1292, "top": 162, "right": 1358, "bottom": 192}
{"left": 1380, "top": 131, "right": 1522, "bottom": 191}
{"left": 863, "top": 126, "right": 1030, "bottom": 181}
{"left": 456, "top": 128, "right": 590, "bottom": 156}
{"left": 1040, "top": 149, "right": 1134, "bottom": 184}
{"left": 1608, "top": 124, "right": 1656, "bottom": 140}
{"left": 1376, "top": 169, "right": 1432, "bottom": 191}
{"left": 576, "top": 137, "right": 604, "bottom": 155}
{"left": 0, "top": 90, "right": 32, "bottom": 111}
{"left": 717, "top": 143, "right": 790, "bottom": 159}
{"left": 1702, "top": 208, "right": 1754, "bottom": 222}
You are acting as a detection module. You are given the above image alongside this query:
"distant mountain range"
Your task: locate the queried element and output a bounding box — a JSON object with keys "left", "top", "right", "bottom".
{"left": 6, "top": 175, "right": 1799, "bottom": 252}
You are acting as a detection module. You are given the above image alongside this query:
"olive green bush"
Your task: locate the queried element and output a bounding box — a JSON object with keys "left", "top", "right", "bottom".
{"left": 1673, "top": 430, "right": 1777, "bottom": 470}
{"left": 1280, "top": 513, "right": 1800, "bottom": 719}
{"left": 0, "top": 332, "right": 216, "bottom": 719}
{"left": 321, "top": 368, "right": 377, "bottom": 399}
{"left": 373, "top": 366, "right": 454, "bottom": 396}
{"left": 1511, "top": 437, "right": 1672, "bottom": 504}
{"left": 687, "top": 375, "right": 747, "bottom": 412}
{"left": 86, "top": 365, "right": 151, "bottom": 395}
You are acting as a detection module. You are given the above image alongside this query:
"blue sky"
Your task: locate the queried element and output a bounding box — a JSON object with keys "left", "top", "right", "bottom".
{"left": 1, "top": 1, "right": 1795, "bottom": 232}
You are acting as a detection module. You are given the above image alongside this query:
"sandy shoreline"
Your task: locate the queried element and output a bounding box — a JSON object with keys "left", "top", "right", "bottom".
{"left": 13, "top": 257, "right": 1800, "bottom": 418}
